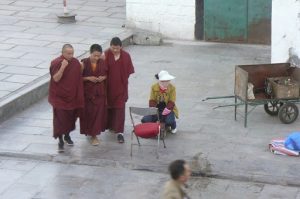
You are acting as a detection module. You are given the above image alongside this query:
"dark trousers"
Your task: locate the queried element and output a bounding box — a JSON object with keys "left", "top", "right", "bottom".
{"left": 141, "top": 111, "right": 176, "bottom": 130}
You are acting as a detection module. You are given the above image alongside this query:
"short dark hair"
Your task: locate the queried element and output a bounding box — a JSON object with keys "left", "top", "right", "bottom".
{"left": 110, "top": 37, "right": 122, "bottom": 47}
{"left": 168, "top": 160, "right": 186, "bottom": 180}
{"left": 90, "top": 44, "right": 102, "bottom": 53}
{"left": 62, "top": 43, "right": 73, "bottom": 52}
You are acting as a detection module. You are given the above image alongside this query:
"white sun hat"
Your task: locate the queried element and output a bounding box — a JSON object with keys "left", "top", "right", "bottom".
{"left": 158, "top": 70, "right": 175, "bottom": 81}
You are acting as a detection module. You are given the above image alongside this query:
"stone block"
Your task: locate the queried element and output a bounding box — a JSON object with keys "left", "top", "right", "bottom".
{"left": 132, "top": 31, "right": 162, "bottom": 46}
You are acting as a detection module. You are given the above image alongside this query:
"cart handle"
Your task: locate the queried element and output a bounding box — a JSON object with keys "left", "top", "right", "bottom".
{"left": 202, "top": 95, "right": 235, "bottom": 101}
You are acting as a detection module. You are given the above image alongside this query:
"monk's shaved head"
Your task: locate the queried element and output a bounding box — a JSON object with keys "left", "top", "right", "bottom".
{"left": 62, "top": 44, "right": 74, "bottom": 61}
{"left": 62, "top": 44, "right": 73, "bottom": 53}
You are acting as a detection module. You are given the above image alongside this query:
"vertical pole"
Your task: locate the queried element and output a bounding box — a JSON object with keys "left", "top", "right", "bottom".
{"left": 244, "top": 102, "right": 248, "bottom": 128}
{"left": 63, "top": 0, "right": 69, "bottom": 14}
{"left": 234, "top": 96, "right": 237, "bottom": 121}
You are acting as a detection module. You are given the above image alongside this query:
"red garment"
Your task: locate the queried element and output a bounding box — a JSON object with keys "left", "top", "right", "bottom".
{"left": 48, "top": 55, "right": 84, "bottom": 110}
{"left": 105, "top": 49, "right": 134, "bottom": 108}
{"left": 48, "top": 55, "right": 84, "bottom": 138}
{"left": 80, "top": 58, "right": 108, "bottom": 136}
{"left": 107, "top": 108, "right": 125, "bottom": 133}
{"left": 52, "top": 108, "right": 79, "bottom": 138}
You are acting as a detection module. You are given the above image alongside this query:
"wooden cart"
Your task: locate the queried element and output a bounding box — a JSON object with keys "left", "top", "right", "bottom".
{"left": 204, "top": 63, "right": 300, "bottom": 127}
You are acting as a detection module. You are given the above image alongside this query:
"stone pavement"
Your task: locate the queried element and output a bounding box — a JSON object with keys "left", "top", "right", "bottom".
{"left": 0, "top": 0, "right": 132, "bottom": 122}
{"left": 1, "top": 41, "right": 300, "bottom": 198}
{"left": 1, "top": 157, "right": 300, "bottom": 199}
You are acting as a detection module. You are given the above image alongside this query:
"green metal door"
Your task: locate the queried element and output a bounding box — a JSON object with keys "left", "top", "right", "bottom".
{"left": 204, "top": 0, "right": 248, "bottom": 43}
{"left": 248, "top": 0, "right": 271, "bottom": 44}
{"left": 203, "top": 0, "right": 271, "bottom": 44}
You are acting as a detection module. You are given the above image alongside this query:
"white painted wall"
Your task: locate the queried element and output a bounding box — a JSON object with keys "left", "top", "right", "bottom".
{"left": 126, "top": 0, "right": 195, "bottom": 40}
{"left": 272, "top": 0, "right": 300, "bottom": 63}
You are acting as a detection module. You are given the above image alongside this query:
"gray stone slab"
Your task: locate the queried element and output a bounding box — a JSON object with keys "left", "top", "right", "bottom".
{"left": 21, "top": 53, "right": 54, "bottom": 62}
{"left": 0, "top": 31, "right": 37, "bottom": 39}
{"left": 11, "top": 1, "right": 54, "bottom": 8}
{"left": 11, "top": 45, "right": 60, "bottom": 54}
{"left": 0, "top": 183, "right": 41, "bottom": 199}
{"left": 0, "top": 90, "right": 10, "bottom": 98}
{"left": 0, "top": 81, "right": 24, "bottom": 91}
{"left": 0, "top": 169, "right": 26, "bottom": 194}
{"left": 76, "top": 5, "right": 109, "bottom": 12}
{"left": 0, "top": 5, "right": 32, "bottom": 11}
{"left": 24, "top": 27, "right": 68, "bottom": 35}
{"left": 4, "top": 74, "right": 39, "bottom": 84}
{"left": 28, "top": 7, "right": 67, "bottom": 14}
{"left": 0, "top": 50, "right": 26, "bottom": 58}
{"left": 0, "top": 10, "right": 17, "bottom": 16}
{"left": 47, "top": 41, "right": 91, "bottom": 52}
{"left": 0, "top": 66, "right": 48, "bottom": 76}
{"left": 75, "top": 10, "right": 111, "bottom": 17}
{"left": 258, "top": 184, "right": 299, "bottom": 199}
{"left": 0, "top": 0, "right": 15, "bottom": 5}
{"left": 0, "top": 57, "right": 43, "bottom": 67}
{"left": 0, "top": 73, "right": 11, "bottom": 80}
{"left": 0, "top": 158, "right": 38, "bottom": 171}
{"left": 15, "top": 11, "right": 52, "bottom": 18}
{"left": 34, "top": 34, "right": 85, "bottom": 43}
{"left": 0, "top": 25, "right": 27, "bottom": 31}
{"left": 14, "top": 21, "right": 60, "bottom": 29}
{"left": 86, "top": 16, "right": 125, "bottom": 26}
{"left": 4, "top": 38, "right": 51, "bottom": 47}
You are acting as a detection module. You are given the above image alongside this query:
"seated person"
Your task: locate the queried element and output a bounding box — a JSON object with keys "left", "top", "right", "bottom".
{"left": 142, "top": 70, "right": 179, "bottom": 134}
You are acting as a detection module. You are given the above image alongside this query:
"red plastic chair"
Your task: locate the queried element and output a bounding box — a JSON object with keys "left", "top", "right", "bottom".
{"left": 129, "top": 107, "right": 166, "bottom": 158}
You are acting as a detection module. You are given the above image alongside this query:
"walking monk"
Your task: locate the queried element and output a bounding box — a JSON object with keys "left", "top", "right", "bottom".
{"left": 80, "top": 44, "right": 107, "bottom": 146}
{"left": 48, "top": 44, "right": 84, "bottom": 152}
{"left": 105, "top": 37, "right": 134, "bottom": 143}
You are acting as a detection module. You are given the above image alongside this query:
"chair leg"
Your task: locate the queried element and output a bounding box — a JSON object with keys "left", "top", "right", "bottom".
{"left": 156, "top": 131, "right": 160, "bottom": 159}
{"left": 136, "top": 136, "right": 141, "bottom": 146}
{"left": 130, "top": 131, "right": 133, "bottom": 157}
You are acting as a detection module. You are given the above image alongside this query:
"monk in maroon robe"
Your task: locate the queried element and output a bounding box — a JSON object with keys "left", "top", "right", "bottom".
{"left": 105, "top": 37, "right": 134, "bottom": 143}
{"left": 48, "top": 44, "right": 84, "bottom": 152}
{"left": 80, "top": 44, "right": 107, "bottom": 146}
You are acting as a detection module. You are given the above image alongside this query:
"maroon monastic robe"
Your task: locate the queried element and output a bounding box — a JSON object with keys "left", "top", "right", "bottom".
{"left": 105, "top": 49, "right": 134, "bottom": 133}
{"left": 80, "top": 58, "right": 107, "bottom": 136}
{"left": 48, "top": 55, "right": 84, "bottom": 138}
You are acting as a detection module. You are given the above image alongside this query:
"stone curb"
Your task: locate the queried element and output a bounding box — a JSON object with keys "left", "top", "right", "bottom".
{"left": 0, "top": 30, "right": 133, "bottom": 123}
{"left": 0, "top": 149, "right": 299, "bottom": 187}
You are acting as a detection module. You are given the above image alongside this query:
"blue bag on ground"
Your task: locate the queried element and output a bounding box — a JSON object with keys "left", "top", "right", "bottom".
{"left": 284, "top": 132, "right": 300, "bottom": 151}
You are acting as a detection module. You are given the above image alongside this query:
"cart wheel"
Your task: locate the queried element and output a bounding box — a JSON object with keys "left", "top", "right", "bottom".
{"left": 278, "top": 103, "right": 299, "bottom": 124}
{"left": 264, "top": 101, "right": 283, "bottom": 116}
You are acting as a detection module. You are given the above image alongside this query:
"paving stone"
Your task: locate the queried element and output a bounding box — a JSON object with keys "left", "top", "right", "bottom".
{"left": 0, "top": 10, "right": 17, "bottom": 16}
{"left": 0, "top": 31, "right": 37, "bottom": 39}
{"left": 0, "top": 90, "right": 10, "bottom": 98}
{"left": 11, "top": 45, "right": 60, "bottom": 54}
{"left": 15, "top": 11, "right": 52, "bottom": 18}
{"left": 75, "top": 10, "right": 111, "bottom": 17}
{"left": 11, "top": 1, "right": 54, "bottom": 8}
{"left": 28, "top": 7, "right": 68, "bottom": 14}
{"left": 76, "top": 5, "right": 109, "bottom": 12}
{"left": 21, "top": 53, "right": 54, "bottom": 62}
{"left": 0, "top": 50, "right": 26, "bottom": 58}
{"left": 0, "top": 0, "right": 15, "bottom": 5}
{"left": 0, "top": 183, "right": 41, "bottom": 199}
{"left": 24, "top": 27, "right": 68, "bottom": 35}
{"left": 0, "top": 5, "right": 32, "bottom": 11}
{"left": 4, "top": 38, "right": 51, "bottom": 47}
{"left": 0, "top": 57, "right": 43, "bottom": 67}
{"left": 0, "top": 66, "right": 48, "bottom": 76}
{"left": 14, "top": 21, "right": 60, "bottom": 29}
{"left": 0, "top": 73, "right": 11, "bottom": 80}
{"left": 258, "top": 184, "right": 299, "bottom": 199}
{"left": 0, "top": 25, "right": 27, "bottom": 31}
{"left": 0, "top": 81, "right": 24, "bottom": 91}
{"left": 0, "top": 158, "right": 38, "bottom": 171}
{"left": 35, "top": 34, "right": 85, "bottom": 43}
{"left": 46, "top": 41, "right": 91, "bottom": 51}
{"left": 0, "top": 169, "right": 26, "bottom": 194}
{"left": 0, "top": 44, "right": 15, "bottom": 50}
{"left": 86, "top": 16, "right": 125, "bottom": 26}
{"left": 4, "top": 74, "right": 39, "bottom": 84}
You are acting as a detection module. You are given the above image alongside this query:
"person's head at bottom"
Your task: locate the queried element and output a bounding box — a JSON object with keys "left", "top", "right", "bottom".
{"left": 169, "top": 159, "right": 191, "bottom": 184}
